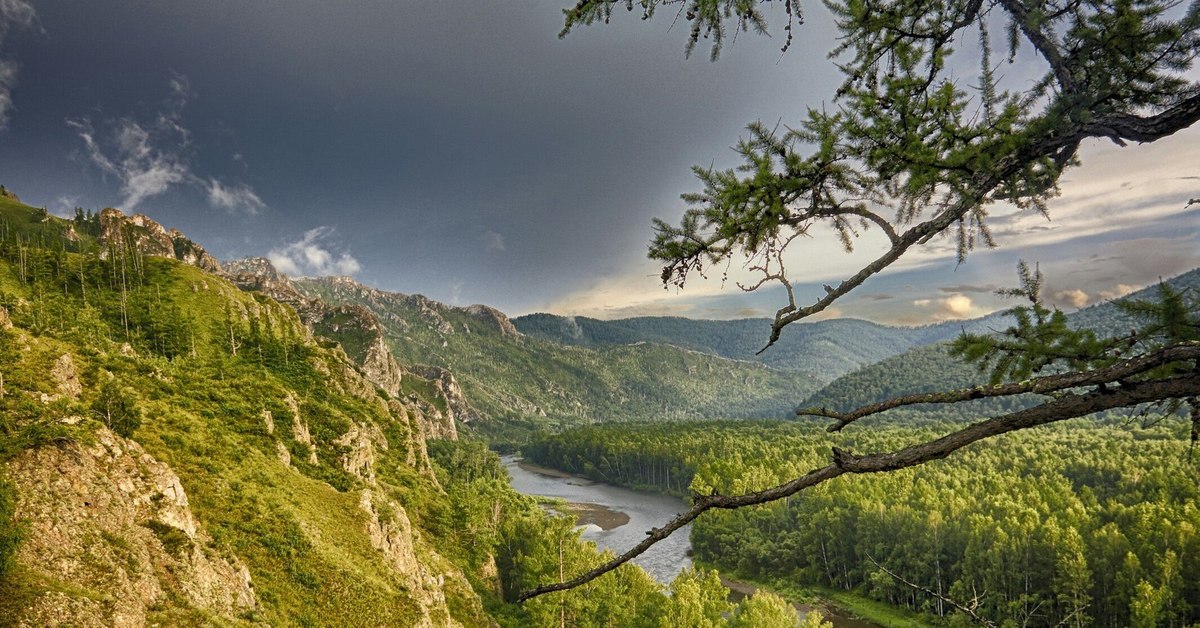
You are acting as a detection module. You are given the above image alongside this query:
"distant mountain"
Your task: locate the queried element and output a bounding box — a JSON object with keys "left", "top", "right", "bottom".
{"left": 294, "top": 278, "right": 823, "bottom": 432}
{"left": 798, "top": 268, "right": 1200, "bottom": 419}
{"left": 514, "top": 311, "right": 1012, "bottom": 384}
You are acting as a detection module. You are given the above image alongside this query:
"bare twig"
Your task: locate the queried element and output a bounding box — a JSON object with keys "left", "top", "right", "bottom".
{"left": 867, "top": 554, "right": 997, "bottom": 628}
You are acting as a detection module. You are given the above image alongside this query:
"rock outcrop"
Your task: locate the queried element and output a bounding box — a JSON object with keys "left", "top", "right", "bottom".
{"left": 224, "top": 259, "right": 410, "bottom": 399}
{"left": 286, "top": 394, "right": 320, "bottom": 465}
{"left": 359, "top": 490, "right": 461, "bottom": 628}
{"left": 97, "top": 208, "right": 222, "bottom": 272}
{"left": 221, "top": 256, "right": 310, "bottom": 307}
{"left": 5, "top": 428, "right": 257, "bottom": 627}
{"left": 463, "top": 304, "right": 520, "bottom": 337}
{"left": 336, "top": 422, "right": 388, "bottom": 483}
{"left": 50, "top": 354, "right": 82, "bottom": 400}
{"left": 410, "top": 365, "right": 480, "bottom": 432}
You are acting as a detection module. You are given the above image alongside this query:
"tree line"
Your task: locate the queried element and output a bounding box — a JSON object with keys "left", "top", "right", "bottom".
{"left": 525, "top": 420, "right": 1200, "bottom": 626}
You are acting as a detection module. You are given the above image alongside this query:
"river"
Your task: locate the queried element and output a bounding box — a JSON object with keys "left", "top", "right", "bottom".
{"left": 503, "top": 455, "right": 693, "bottom": 584}
{"left": 503, "top": 456, "right": 881, "bottom": 627}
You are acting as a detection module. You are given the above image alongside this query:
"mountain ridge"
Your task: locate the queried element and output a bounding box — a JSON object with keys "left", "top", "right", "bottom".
{"left": 798, "top": 268, "right": 1200, "bottom": 418}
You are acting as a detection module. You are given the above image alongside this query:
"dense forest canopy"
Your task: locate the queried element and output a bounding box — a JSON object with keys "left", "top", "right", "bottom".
{"left": 525, "top": 420, "right": 1200, "bottom": 626}
{"left": 521, "top": 0, "right": 1200, "bottom": 601}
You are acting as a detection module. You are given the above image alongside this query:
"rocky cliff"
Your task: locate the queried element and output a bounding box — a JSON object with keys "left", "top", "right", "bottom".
{"left": 6, "top": 429, "right": 257, "bottom": 626}
{"left": 223, "top": 257, "right": 471, "bottom": 440}
{"left": 97, "top": 208, "right": 222, "bottom": 273}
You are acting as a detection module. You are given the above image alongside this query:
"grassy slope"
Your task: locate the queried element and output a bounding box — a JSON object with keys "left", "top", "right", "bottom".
{"left": 0, "top": 200, "right": 501, "bottom": 624}
{"left": 0, "top": 267, "right": 456, "bottom": 624}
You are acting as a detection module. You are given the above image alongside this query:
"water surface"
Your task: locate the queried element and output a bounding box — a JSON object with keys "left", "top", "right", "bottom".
{"left": 503, "top": 455, "right": 692, "bottom": 584}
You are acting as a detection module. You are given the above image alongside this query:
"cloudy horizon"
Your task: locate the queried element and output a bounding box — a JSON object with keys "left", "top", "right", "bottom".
{"left": 1, "top": 1, "right": 1196, "bottom": 327}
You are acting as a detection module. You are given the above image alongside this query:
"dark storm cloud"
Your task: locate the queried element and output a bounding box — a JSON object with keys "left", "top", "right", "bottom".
{"left": 2, "top": 1, "right": 1195, "bottom": 321}
{"left": 938, "top": 284, "right": 997, "bottom": 294}
{"left": 0, "top": 0, "right": 843, "bottom": 313}
{"left": 0, "top": 0, "right": 36, "bottom": 128}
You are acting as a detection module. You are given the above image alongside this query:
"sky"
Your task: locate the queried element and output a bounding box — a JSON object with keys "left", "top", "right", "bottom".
{"left": 0, "top": 0, "right": 1196, "bottom": 326}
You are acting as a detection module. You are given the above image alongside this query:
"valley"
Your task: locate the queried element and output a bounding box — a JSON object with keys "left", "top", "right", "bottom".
{"left": 0, "top": 193, "right": 1196, "bottom": 627}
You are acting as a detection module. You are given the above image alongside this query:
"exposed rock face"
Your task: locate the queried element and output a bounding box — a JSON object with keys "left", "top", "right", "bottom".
{"left": 221, "top": 257, "right": 311, "bottom": 309}
{"left": 286, "top": 394, "right": 319, "bottom": 465}
{"left": 312, "top": 303, "right": 406, "bottom": 398}
{"left": 336, "top": 422, "right": 388, "bottom": 483}
{"left": 0, "top": 305, "right": 11, "bottom": 329}
{"left": 224, "top": 259, "right": 409, "bottom": 398}
{"left": 359, "top": 490, "right": 460, "bottom": 628}
{"left": 360, "top": 329, "right": 405, "bottom": 398}
{"left": 275, "top": 441, "right": 292, "bottom": 466}
{"left": 5, "top": 428, "right": 256, "bottom": 626}
{"left": 405, "top": 395, "right": 458, "bottom": 442}
{"left": 97, "top": 208, "right": 221, "bottom": 272}
{"left": 50, "top": 354, "right": 82, "bottom": 400}
{"left": 464, "top": 304, "right": 520, "bottom": 337}
{"left": 166, "top": 228, "right": 222, "bottom": 271}
{"left": 479, "top": 554, "right": 502, "bottom": 595}
{"left": 411, "top": 365, "right": 481, "bottom": 428}
{"left": 388, "top": 399, "right": 436, "bottom": 480}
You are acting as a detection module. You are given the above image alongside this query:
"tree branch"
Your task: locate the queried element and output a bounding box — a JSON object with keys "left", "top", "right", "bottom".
{"left": 799, "top": 342, "right": 1200, "bottom": 432}
{"left": 757, "top": 90, "right": 1200, "bottom": 353}
{"left": 518, "top": 372, "right": 1200, "bottom": 601}
{"left": 1078, "top": 92, "right": 1200, "bottom": 145}
{"left": 997, "top": 0, "right": 1078, "bottom": 94}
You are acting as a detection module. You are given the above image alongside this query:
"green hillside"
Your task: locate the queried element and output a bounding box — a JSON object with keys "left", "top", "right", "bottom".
{"left": 0, "top": 198, "right": 734, "bottom": 626}
{"left": 798, "top": 269, "right": 1200, "bottom": 420}
{"left": 294, "top": 278, "right": 822, "bottom": 434}
{"left": 513, "top": 311, "right": 1011, "bottom": 383}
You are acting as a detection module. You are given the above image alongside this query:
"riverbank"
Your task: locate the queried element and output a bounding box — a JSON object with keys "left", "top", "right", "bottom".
{"left": 518, "top": 462, "right": 632, "bottom": 529}
{"left": 517, "top": 459, "right": 589, "bottom": 481}
{"left": 703, "top": 560, "right": 928, "bottom": 628}
{"left": 560, "top": 501, "right": 630, "bottom": 530}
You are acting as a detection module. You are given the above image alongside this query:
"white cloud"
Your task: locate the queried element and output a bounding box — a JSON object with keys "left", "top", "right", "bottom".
{"left": 913, "top": 293, "right": 987, "bottom": 321}
{"left": 481, "top": 229, "right": 506, "bottom": 252}
{"left": 68, "top": 107, "right": 191, "bottom": 210}
{"left": 0, "top": 0, "right": 35, "bottom": 130}
{"left": 1098, "top": 283, "right": 1139, "bottom": 301}
{"left": 267, "top": 227, "right": 362, "bottom": 277}
{"left": 1052, "top": 288, "right": 1090, "bottom": 309}
{"left": 53, "top": 194, "right": 81, "bottom": 217}
{"left": 207, "top": 179, "right": 265, "bottom": 215}
{"left": 67, "top": 76, "right": 265, "bottom": 214}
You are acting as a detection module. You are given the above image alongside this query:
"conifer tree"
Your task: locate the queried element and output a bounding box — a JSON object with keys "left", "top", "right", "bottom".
{"left": 522, "top": 0, "right": 1200, "bottom": 602}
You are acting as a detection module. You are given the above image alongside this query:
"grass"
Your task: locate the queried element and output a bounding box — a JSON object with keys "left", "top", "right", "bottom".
{"left": 814, "top": 585, "right": 933, "bottom": 628}
{"left": 694, "top": 558, "right": 934, "bottom": 628}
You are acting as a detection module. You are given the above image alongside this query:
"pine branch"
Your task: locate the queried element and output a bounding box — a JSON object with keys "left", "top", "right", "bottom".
{"left": 800, "top": 342, "right": 1200, "bottom": 432}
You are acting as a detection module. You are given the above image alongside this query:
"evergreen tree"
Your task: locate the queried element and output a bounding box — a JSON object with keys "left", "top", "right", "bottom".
{"left": 522, "top": 0, "right": 1200, "bottom": 601}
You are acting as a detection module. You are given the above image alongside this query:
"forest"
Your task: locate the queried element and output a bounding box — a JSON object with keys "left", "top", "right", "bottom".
{"left": 526, "top": 419, "right": 1200, "bottom": 626}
